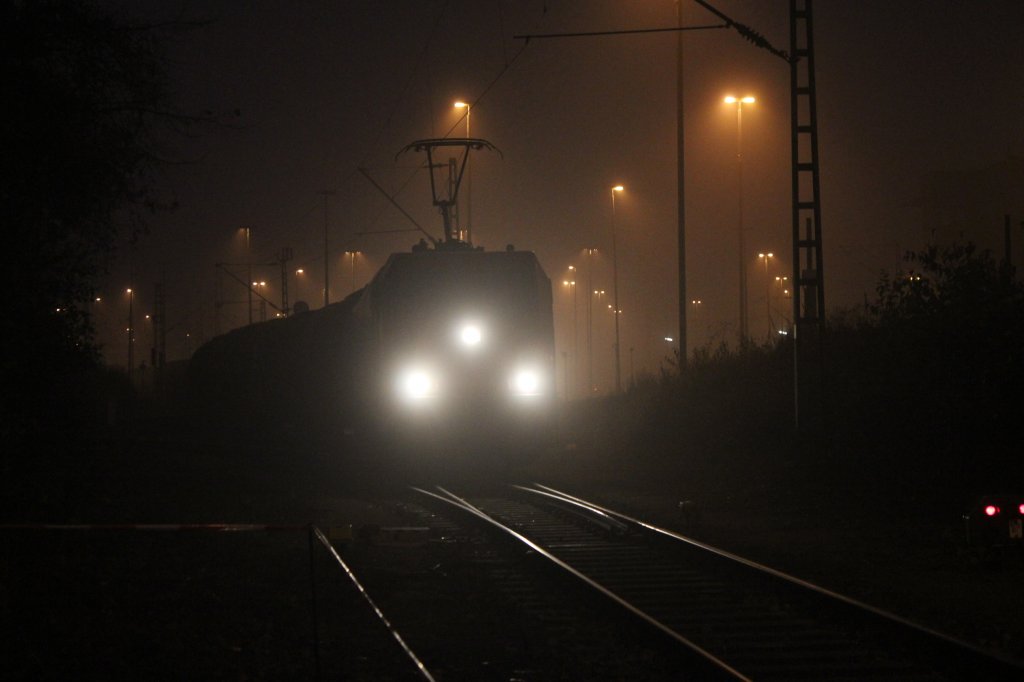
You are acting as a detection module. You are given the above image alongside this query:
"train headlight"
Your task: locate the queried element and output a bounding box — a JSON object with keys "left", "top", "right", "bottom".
{"left": 397, "top": 366, "right": 437, "bottom": 402}
{"left": 509, "top": 367, "right": 543, "bottom": 397}
{"left": 457, "top": 323, "right": 483, "bottom": 348}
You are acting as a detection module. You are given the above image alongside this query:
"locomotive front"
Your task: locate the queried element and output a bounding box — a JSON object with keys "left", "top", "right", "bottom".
{"left": 356, "top": 246, "right": 555, "bottom": 445}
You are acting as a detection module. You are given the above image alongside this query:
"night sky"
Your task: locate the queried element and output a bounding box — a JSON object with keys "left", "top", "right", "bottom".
{"left": 95, "top": 0, "right": 1023, "bottom": 393}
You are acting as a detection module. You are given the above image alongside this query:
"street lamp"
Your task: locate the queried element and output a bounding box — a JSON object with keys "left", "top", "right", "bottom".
{"left": 584, "top": 248, "right": 598, "bottom": 393}
{"left": 319, "top": 191, "right": 335, "bottom": 307}
{"left": 242, "top": 227, "right": 253, "bottom": 325}
{"left": 775, "top": 275, "right": 791, "bottom": 333}
{"left": 724, "top": 95, "right": 755, "bottom": 344}
{"left": 562, "top": 271, "right": 577, "bottom": 400}
{"left": 126, "top": 287, "right": 134, "bottom": 380}
{"left": 610, "top": 185, "right": 624, "bottom": 392}
{"left": 758, "top": 252, "right": 774, "bottom": 339}
{"left": 344, "top": 251, "right": 360, "bottom": 293}
{"left": 253, "top": 280, "right": 269, "bottom": 322}
{"left": 454, "top": 101, "right": 472, "bottom": 243}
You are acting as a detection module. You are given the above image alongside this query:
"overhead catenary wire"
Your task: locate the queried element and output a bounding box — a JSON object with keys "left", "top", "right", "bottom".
{"left": 238, "top": 2, "right": 551, "bottom": 274}
{"left": 271, "top": 1, "right": 453, "bottom": 259}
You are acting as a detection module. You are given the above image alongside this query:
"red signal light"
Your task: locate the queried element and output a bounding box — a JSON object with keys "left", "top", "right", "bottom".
{"left": 1019, "top": 503, "right": 1024, "bottom": 515}
{"left": 984, "top": 505, "right": 999, "bottom": 517}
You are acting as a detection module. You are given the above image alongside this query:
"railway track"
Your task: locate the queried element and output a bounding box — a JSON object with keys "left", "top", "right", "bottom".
{"left": 364, "top": 483, "right": 1022, "bottom": 681}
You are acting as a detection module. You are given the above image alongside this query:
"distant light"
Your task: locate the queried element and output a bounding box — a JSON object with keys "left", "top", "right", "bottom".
{"left": 1019, "top": 503, "right": 1024, "bottom": 515}
{"left": 454, "top": 101, "right": 468, "bottom": 109}
{"left": 724, "top": 96, "right": 737, "bottom": 104}
{"left": 725, "top": 95, "right": 755, "bottom": 105}
{"left": 95, "top": 297, "right": 101, "bottom": 302}
{"left": 126, "top": 288, "right": 132, "bottom": 294}
{"left": 458, "top": 324, "right": 482, "bottom": 347}
{"left": 985, "top": 505, "right": 999, "bottom": 517}
{"left": 664, "top": 337, "right": 674, "bottom": 342}
{"left": 568, "top": 265, "right": 576, "bottom": 271}
{"left": 296, "top": 269, "right": 304, "bottom": 274}
{"left": 399, "top": 367, "right": 435, "bottom": 402}
{"left": 510, "top": 368, "right": 542, "bottom": 396}
{"left": 612, "top": 185, "right": 624, "bottom": 192}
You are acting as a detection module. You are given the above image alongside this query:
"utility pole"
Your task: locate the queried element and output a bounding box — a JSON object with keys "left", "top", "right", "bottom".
{"left": 676, "top": 0, "right": 688, "bottom": 368}
{"left": 245, "top": 227, "right": 253, "bottom": 325}
{"left": 586, "top": 248, "right": 596, "bottom": 393}
{"left": 279, "top": 247, "right": 293, "bottom": 316}
{"left": 320, "top": 190, "right": 334, "bottom": 307}
{"left": 214, "top": 266, "right": 222, "bottom": 336}
{"left": 790, "top": 0, "right": 827, "bottom": 438}
{"left": 153, "top": 282, "right": 166, "bottom": 368}
{"left": 126, "top": 287, "right": 134, "bottom": 380}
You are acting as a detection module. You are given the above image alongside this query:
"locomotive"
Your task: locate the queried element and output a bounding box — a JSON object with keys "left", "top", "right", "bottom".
{"left": 347, "top": 137, "right": 556, "bottom": 454}
{"left": 352, "top": 239, "right": 556, "bottom": 450}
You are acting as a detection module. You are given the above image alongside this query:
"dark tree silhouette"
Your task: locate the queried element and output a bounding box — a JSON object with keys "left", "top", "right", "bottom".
{"left": 1, "top": 0, "right": 188, "bottom": 441}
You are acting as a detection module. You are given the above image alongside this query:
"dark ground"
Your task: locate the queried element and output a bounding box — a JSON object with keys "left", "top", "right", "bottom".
{"left": 2, "top": 398, "right": 1022, "bottom": 678}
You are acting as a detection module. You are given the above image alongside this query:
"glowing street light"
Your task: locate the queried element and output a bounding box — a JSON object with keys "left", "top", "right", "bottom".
{"left": 454, "top": 100, "right": 473, "bottom": 242}
{"left": 758, "top": 252, "right": 774, "bottom": 338}
{"left": 610, "top": 184, "right": 624, "bottom": 393}
{"left": 343, "top": 251, "right": 361, "bottom": 293}
{"left": 126, "top": 287, "right": 134, "bottom": 379}
{"left": 562, "top": 270, "right": 578, "bottom": 400}
{"left": 584, "top": 248, "right": 598, "bottom": 393}
{"left": 241, "top": 227, "right": 253, "bottom": 324}
{"left": 724, "top": 95, "right": 756, "bottom": 344}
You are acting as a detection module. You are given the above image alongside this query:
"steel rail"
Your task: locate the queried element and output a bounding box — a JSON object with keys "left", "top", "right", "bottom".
{"left": 511, "top": 483, "right": 629, "bottom": 534}
{"left": 311, "top": 526, "right": 436, "bottom": 682}
{"left": 412, "top": 486, "right": 750, "bottom": 681}
{"left": 0, "top": 523, "right": 308, "bottom": 531}
{"left": 529, "top": 483, "right": 1024, "bottom": 678}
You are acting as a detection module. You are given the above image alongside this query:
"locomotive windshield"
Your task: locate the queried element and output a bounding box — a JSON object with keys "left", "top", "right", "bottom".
{"left": 368, "top": 251, "right": 552, "bottom": 344}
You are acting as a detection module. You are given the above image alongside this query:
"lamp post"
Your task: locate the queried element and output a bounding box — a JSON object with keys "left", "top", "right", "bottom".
{"left": 252, "top": 280, "right": 269, "bottom": 322}
{"left": 758, "top": 252, "right": 774, "bottom": 339}
{"left": 593, "top": 288, "right": 606, "bottom": 391}
{"left": 725, "top": 95, "right": 755, "bottom": 344}
{"left": 585, "top": 248, "right": 597, "bottom": 393}
{"left": 690, "top": 298, "right": 702, "bottom": 349}
{"left": 344, "top": 251, "right": 360, "bottom": 293}
{"left": 126, "top": 287, "right": 134, "bottom": 380}
{"left": 244, "top": 227, "right": 253, "bottom": 325}
{"left": 454, "top": 101, "right": 472, "bottom": 243}
{"left": 562, "top": 270, "right": 577, "bottom": 400}
{"left": 775, "top": 275, "right": 791, "bottom": 333}
{"left": 610, "top": 185, "right": 624, "bottom": 393}
{"left": 320, "top": 190, "right": 334, "bottom": 307}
